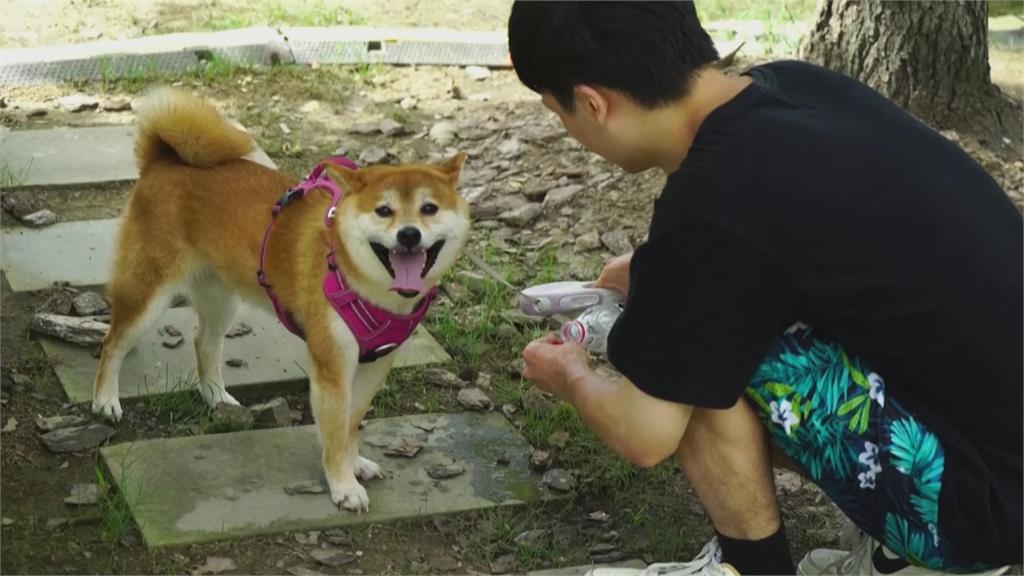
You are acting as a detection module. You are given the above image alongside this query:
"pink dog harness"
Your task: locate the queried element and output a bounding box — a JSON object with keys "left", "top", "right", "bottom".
{"left": 257, "top": 157, "right": 437, "bottom": 363}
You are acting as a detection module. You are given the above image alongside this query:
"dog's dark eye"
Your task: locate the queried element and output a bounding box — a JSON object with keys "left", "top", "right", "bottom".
{"left": 374, "top": 205, "right": 394, "bottom": 218}
{"left": 421, "top": 202, "right": 439, "bottom": 216}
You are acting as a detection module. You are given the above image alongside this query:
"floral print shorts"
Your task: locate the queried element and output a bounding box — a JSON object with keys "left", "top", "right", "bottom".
{"left": 745, "top": 325, "right": 981, "bottom": 572}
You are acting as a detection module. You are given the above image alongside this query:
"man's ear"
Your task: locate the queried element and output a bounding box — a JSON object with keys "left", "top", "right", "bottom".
{"left": 323, "top": 163, "right": 364, "bottom": 192}
{"left": 436, "top": 152, "right": 467, "bottom": 182}
{"left": 574, "top": 84, "right": 610, "bottom": 125}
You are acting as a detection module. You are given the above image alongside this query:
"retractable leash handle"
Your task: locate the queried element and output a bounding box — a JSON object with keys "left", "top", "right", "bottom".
{"left": 518, "top": 281, "right": 624, "bottom": 317}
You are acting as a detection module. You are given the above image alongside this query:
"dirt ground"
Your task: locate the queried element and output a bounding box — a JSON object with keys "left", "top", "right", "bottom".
{"left": 2, "top": 5, "right": 1023, "bottom": 576}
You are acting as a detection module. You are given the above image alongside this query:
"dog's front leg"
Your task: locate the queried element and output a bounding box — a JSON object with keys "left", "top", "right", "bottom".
{"left": 307, "top": 324, "right": 367, "bottom": 513}
{"left": 348, "top": 356, "right": 396, "bottom": 482}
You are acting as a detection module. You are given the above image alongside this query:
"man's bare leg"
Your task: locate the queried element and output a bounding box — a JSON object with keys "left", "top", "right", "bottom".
{"left": 675, "top": 398, "right": 793, "bottom": 573}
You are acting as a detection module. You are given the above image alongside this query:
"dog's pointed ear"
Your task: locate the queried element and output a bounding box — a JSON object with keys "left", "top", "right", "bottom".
{"left": 436, "top": 152, "right": 467, "bottom": 182}
{"left": 323, "top": 163, "right": 364, "bottom": 193}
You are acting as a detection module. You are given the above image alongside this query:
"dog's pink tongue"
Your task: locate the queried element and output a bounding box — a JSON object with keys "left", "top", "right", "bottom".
{"left": 389, "top": 251, "right": 426, "bottom": 293}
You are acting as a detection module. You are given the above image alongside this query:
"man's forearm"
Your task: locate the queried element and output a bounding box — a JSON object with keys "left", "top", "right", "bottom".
{"left": 566, "top": 369, "right": 693, "bottom": 468}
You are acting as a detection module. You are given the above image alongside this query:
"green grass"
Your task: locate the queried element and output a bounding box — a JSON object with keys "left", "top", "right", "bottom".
{"left": 990, "top": 1, "right": 1024, "bottom": 18}
{"left": 190, "top": 0, "right": 366, "bottom": 31}
{"left": 93, "top": 451, "right": 146, "bottom": 543}
{"left": 0, "top": 145, "right": 31, "bottom": 190}
{"left": 696, "top": 0, "right": 816, "bottom": 24}
{"left": 141, "top": 369, "right": 214, "bottom": 432}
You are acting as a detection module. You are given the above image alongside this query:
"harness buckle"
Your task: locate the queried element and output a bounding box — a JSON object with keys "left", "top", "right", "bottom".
{"left": 359, "top": 342, "right": 398, "bottom": 363}
{"left": 277, "top": 187, "right": 305, "bottom": 208}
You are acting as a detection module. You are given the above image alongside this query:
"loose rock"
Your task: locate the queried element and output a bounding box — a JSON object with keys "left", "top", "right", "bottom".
{"left": 774, "top": 469, "right": 803, "bottom": 494}
{"left": 426, "top": 461, "right": 466, "bottom": 480}
{"left": 429, "top": 121, "right": 458, "bottom": 146}
{"left": 225, "top": 358, "right": 247, "bottom": 368}
{"left": 490, "top": 553, "right": 515, "bottom": 575}
{"left": 22, "top": 209, "right": 58, "bottom": 227}
{"left": 547, "top": 430, "right": 570, "bottom": 449}
{"left": 64, "top": 483, "right": 100, "bottom": 505}
{"left": 600, "top": 230, "right": 633, "bottom": 256}
{"left": 465, "top": 65, "right": 492, "bottom": 81}
{"left": 209, "top": 404, "right": 254, "bottom": 432}
{"left": 498, "top": 204, "right": 542, "bottom": 227}
{"left": 56, "top": 94, "right": 99, "bottom": 112}
{"left": 162, "top": 325, "right": 182, "bottom": 337}
{"left": 542, "top": 184, "right": 583, "bottom": 210}
{"left": 163, "top": 334, "right": 185, "bottom": 349}
{"left": 41, "top": 423, "right": 115, "bottom": 453}
{"left": 457, "top": 387, "right": 493, "bottom": 411}
{"left": 283, "top": 480, "right": 327, "bottom": 495}
{"left": 323, "top": 528, "right": 352, "bottom": 546}
{"left": 358, "top": 146, "right": 388, "bottom": 164}
{"left": 384, "top": 435, "right": 424, "bottom": 458}
{"left": 423, "top": 368, "right": 467, "bottom": 388}
{"left": 287, "top": 567, "right": 326, "bottom": 576}
{"left": 523, "top": 181, "right": 555, "bottom": 202}
{"left": 542, "top": 468, "right": 575, "bottom": 492}
{"left": 378, "top": 118, "right": 407, "bottom": 136}
{"left": 514, "top": 528, "right": 549, "bottom": 547}
{"left": 225, "top": 323, "right": 252, "bottom": 338}
{"left": 522, "top": 386, "right": 556, "bottom": 416}
{"left": 1, "top": 418, "right": 17, "bottom": 433}
{"left": 250, "top": 397, "right": 291, "bottom": 428}
{"left": 193, "top": 556, "right": 236, "bottom": 575}
{"left": 30, "top": 313, "right": 108, "bottom": 346}
{"left": 530, "top": 449, "right": 552, "bottom": 472}
{"left": 100, "top": 97, "right": 132, "bottom": 112}
{"left": 35, "top": 414, "right": 90, "bottom": 432}
{"left": 310, "top": 549, "right": 355, "bottom": 567}
{"left": 27, "top": 108, "right": 48, "bottom": 118}
{"left": 2, "top": 194, "right": 37, "bottom": 218}
{"left": 575, "top": 231, "right": 602, "bottom": 252}
{"left": 72, "top": 292, "right": 109, "bottom": 316}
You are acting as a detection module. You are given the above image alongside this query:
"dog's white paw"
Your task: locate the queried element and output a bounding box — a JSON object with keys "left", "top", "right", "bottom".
{"left": 329, "top": 479, "right": 370, "bottom": 513}
{"left": 354, "top": 455, "right": 384, "bottom": 482}
{"left": 199, "top": 384, "right": 240, "bottom": 408}
{"left": 92, "top": 395, "right": 123, "bottom": 421}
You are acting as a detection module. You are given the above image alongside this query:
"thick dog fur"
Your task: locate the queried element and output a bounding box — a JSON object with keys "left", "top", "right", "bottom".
{"left": 93, "top": 88, "right": 470, "bottom": 511}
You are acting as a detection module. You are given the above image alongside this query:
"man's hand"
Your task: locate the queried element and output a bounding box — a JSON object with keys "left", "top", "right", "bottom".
{"left": 522, "top": 334, "right": 591, "bottom": 402}
{"left": 594, "top": 252, "right": 633, "bottom": 296}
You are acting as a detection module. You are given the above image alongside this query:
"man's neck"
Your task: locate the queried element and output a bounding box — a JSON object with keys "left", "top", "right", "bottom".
{"left": 640, "top": 69, "right": 753, "bottom": 173}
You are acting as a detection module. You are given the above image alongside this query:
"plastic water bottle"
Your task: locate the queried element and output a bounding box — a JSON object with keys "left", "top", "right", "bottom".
{"left": 560, "top": 303, "right": 623, "bottom": 354}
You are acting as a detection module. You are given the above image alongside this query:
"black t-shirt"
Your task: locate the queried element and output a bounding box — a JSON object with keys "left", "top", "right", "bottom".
{"left": 607, "top": 61, "right": 1022, "bottom": 564}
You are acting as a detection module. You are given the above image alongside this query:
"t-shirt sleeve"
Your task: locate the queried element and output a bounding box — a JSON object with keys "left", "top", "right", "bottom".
{"left": 607, "top": 216, "right": 798, "bottom": 409}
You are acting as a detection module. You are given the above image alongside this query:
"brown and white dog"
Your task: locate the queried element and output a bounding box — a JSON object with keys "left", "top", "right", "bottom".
{"left": 92, "top": 88, "right": 470, "bottom": 511}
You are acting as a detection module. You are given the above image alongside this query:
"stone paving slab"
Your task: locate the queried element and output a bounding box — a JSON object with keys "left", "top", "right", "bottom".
{"left": 0, "top": 27, "right": 292, "bottom": 86}
{"left": 41, "top": 304, "right": 451, "bottom": 404}
{"left": 1, "top": 218, "right": 115, "bottom": 291}
{"left": 0, "top": 125, "right": 274, "bottom": 189}
{"left": 284, "top": 26, "right": 510, "bottom": 66}
{"left": 101, "top": 412, "right": 552, "bottom": 547}
{"left": 528, "top": 559, "right": 647, "bottom": 576}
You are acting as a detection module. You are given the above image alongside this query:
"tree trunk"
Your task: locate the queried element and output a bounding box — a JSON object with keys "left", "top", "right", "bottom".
{"left": 801, "top": 0, "right": 1021, "bottom": 146}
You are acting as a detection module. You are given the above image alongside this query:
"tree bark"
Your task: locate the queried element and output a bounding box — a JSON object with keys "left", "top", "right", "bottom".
{"left": 801, "top": 0, "right": 1021, "bottom": 146}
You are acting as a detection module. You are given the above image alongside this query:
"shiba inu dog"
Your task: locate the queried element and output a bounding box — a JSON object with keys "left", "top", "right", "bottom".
{"left": 92, "top": 88, "right": 470, "bottom": 512}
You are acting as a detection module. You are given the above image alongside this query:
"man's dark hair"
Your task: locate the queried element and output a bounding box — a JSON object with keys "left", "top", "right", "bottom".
{"left": 508, "top": 1, "right": 719, "bottom": 112}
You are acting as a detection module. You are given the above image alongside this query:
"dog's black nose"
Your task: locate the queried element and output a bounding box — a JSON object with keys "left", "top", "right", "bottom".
{"left": 396, "top": 226, "right": 422, "bottom": 248}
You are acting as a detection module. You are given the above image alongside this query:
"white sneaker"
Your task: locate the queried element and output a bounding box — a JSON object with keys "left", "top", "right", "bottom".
{"left": 797, "top": 530, "right": 1009, "bottom": 575}
{"left": 587, "top": 539, "right": 739, "bottom": 576}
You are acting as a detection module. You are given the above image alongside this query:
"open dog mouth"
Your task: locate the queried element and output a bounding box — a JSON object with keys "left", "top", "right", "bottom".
{"left": 370, "top": 240, "right": 445, "bottom": 298}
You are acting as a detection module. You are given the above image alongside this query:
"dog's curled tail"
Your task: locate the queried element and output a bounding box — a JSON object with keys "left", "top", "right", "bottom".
{"left": 134, "top": 87, "right": 254, "bottom": 172}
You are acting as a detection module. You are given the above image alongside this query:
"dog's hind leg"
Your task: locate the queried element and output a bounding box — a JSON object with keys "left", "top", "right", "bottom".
{"left": 188, "top": 270, "right": 241, "bottom": 408}
{"left": 93, "top": 262, "right": 181, "bottom": 421}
